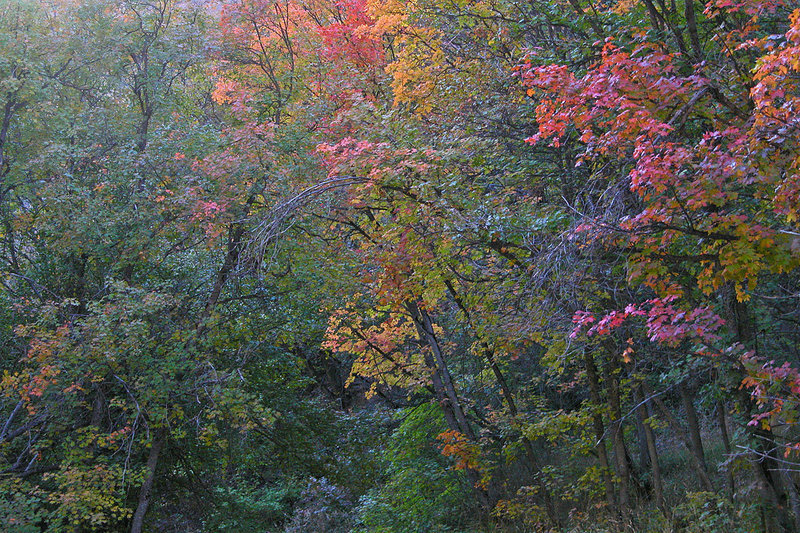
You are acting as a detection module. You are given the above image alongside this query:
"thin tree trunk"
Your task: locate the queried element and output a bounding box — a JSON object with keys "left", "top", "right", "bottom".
{"left": 136, "top": 110, "right": 151, "bottom": 153}
{"left": 751, "top": 453, "right": 783, "bottom": 533}
{"left": 406, "top": 300, "right": 490, "bottom": 508}
{"left": 634, "top": 396, "right": 650, "bottom": 471}
{"left": 684, "top": 0, "right": 703, "bottom": 59}
{"left": 420, "top": 335, "right": 460, "bottom": 433}
{"left": 441, "top": 280, "right": 558, "bottom": 521}
{"left": 565, "top": 0, "right": 605, "bottom": 38}
{"left": 130, "top": 433, "right": 165, "bottom": 533}
{"left": 716, "top": 400, "right": 736, "bottom": 497}
{"left": 585, "top": 350, "right": 616, "bottom": 510}
{"left": 634, "top": 385, "right": 664, "bottom": 512}
{"left": 196, "top": 190, "right": 260, "bottom": 337}
{"left": 443, "top": 280, "right": 518, "bottom": 418}
{"left": 0, "top": 400, "right": 23, "bottom": 441}
{"left": 779, "top": 465, "right": 800, "bottom": 533}
{"left": 603, "top": 353, "right": 631, "bottom": 514}
{"left": 641, "top": 0, "right": 663, "bottom": 30}
{"left": 679, "top": 381, "right": 708, "bottom": 474}
{"left": 645, "top": 384, "right": 714, "bottom": 492}
{"left": 407, "top": 301, "right": 474, "bottom": 440}
{"left": 130, "top": 192, "right": 260, "bottom": 529}
{"left": 725, "top": 285, "right": 790, "bottom": 529}
{"left": 196, "top": 224, "right": 246, "bottom": 337}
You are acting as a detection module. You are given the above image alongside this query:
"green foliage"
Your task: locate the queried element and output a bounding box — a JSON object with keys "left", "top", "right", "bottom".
{"left": 0, "top": 479, "right": 51, "bottom": 533}
{"left": 356, "top": 404, "right": 477, "bottom": 532}
{"left": 203, "top": 481, "right": 301, "bottom": 532}
{"left": 672, "top": 492, "right": 760, "bottom": 533}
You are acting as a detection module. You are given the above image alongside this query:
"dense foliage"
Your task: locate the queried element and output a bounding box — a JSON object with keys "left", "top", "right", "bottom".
{"left": 0, "top": 0, "right": 799, "bottom": 531}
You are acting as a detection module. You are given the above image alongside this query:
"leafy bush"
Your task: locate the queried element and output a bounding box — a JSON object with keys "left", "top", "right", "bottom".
{"left": 284, "top": 477, "right": 355, "bottom": 533}
{"left": 672, "top": 492, "right": 759, "bottom": 533}
{"left": 356, "top": 404, "right": 478, "bottom": 532}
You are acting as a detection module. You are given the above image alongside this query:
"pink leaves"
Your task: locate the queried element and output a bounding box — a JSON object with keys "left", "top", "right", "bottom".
{"left": 520, "top": 8, "right": 800, "bottom": 303}
{"left": 317, "top": 0, "right": 384, "bottom": 68}
{"left": 194, "top": 200, "right": 225, "bottom": 220}
{"left": 645, "top": 299, "right": 725, "bottom": 345}
{"left": 571, "top": 297, "right": 725, "bottom": 347}
{"left": 704, "top": 0, "right": 786, "bottom": 18}
{"left": 519, "top": 40, "right": 690, "bottom": 154}
{"left": 741, "top": 351, "right": 800, "bottom": 438}
{"left": 317, "top": 137, "right": 393, "bottom": 187}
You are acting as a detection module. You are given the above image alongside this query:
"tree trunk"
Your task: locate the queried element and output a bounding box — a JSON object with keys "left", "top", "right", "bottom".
{"left": 679, "top": 381, "right": 708, "bottom": 474}
{"left": 439, "top": 280, "right": 558, "bottom": 523}
{"left": 130, "top": 433, "right": 165, "bottom": 533}
{"left": 406, "top": 300, "right": 490, "bottom": 508}
{"left": 407, "top": 301, "right": 474, "bottom": 439}
{"left": 634, "top": 385, "right": 664, "bottom": 512}
{"left": 634, "top": 401, "right": 650, "bottom": 472}
{"left": 725, "top": 286, "right": 791, "bottom": 529}
{"left": 420, "top": 336, "right": 460, "bottom": 433}
{"left": 602, "top": 353, "right": 631, "bottom": 514}
{"left": 779, "top": 465, "right": 800, "bottom": 533}
{"left": 564, "top": 0, "right": 605, "bottom": 38}
{"left": 645, "top": 383, "right": 714, "bottom": 492}
{"left": 585, "top": 350, "right": 616, "bottom": 510}
{"left": 0, "top": 400, "right": 23, "bottom": 442}
{"left": 684, "top": 0, "right": 703, "bottom": 59}
{"left": 136, "top": 110, "right": 151, "bottom": 153}
{"left": 751, "top": 453, "right": 783, "bottom": 533}
{"left": 716, "top": 400, "right": 736, "bottom": 497}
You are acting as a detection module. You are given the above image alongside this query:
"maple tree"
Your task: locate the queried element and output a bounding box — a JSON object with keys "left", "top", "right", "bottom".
{"left": 516, "top": 0, "right": 800, "bottom": 527}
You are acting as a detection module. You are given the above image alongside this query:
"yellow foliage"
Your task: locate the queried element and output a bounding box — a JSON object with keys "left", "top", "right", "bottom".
{"left": 612, "top": 0, "right": 639, "bottom": 15}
